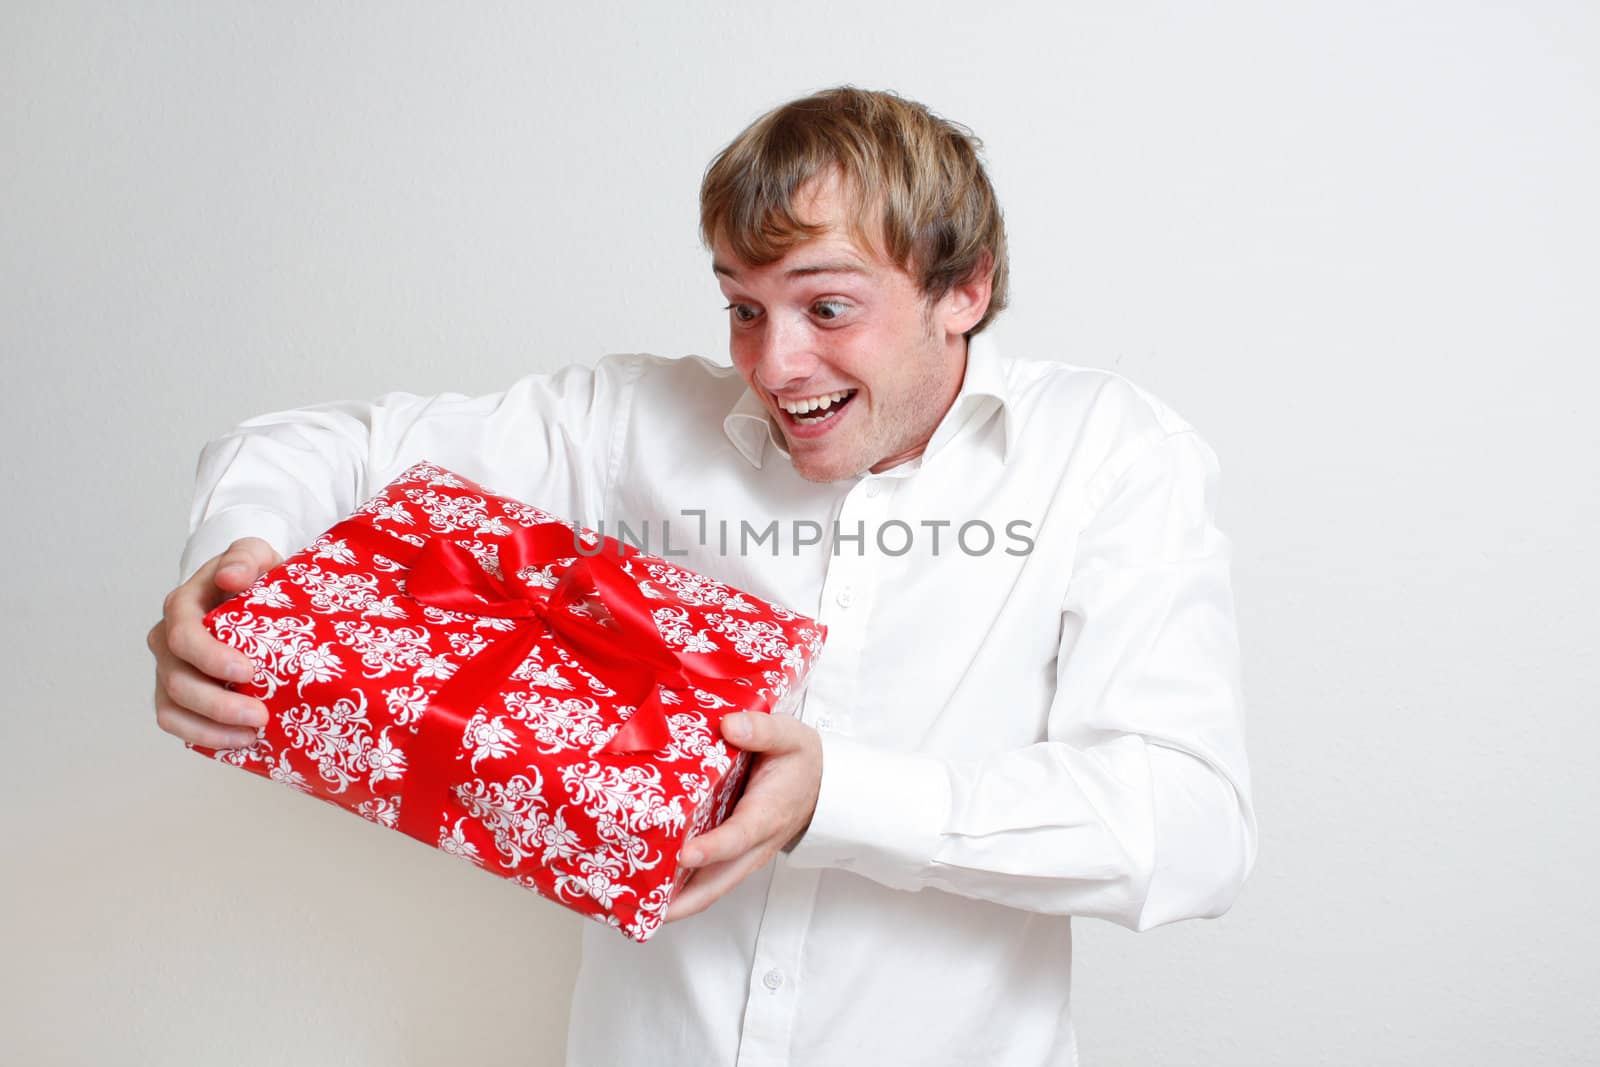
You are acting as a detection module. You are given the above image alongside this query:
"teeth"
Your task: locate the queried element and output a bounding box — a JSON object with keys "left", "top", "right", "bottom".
{"left": 781, "top": 389, "right": 853, "bottom": 415}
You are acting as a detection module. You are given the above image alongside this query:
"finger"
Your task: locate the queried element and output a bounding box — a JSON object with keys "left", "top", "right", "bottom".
{"left": 719, "top": 711, "right": 798, "bottom": 754}
{"left": 154, "top": 691, "right": 262, "bottom": 749}
{"left": 214, "top": 537, "right": 281, "bottom": 592}
{"left": 161, "top": 586, "right": 256, "bottom": 684}
{"left": 679, "top": 808, "right": 779, "bottom": 869}
{"left": 162, "top": 657, "right": 268, "bottom": 728}
{"left": 666, "top": 847, "right": 777, "bottom": 922}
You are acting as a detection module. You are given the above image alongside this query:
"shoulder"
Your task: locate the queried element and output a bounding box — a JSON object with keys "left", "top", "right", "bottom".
{"left": 1003, "top": 357, "right": 1196, "bottom": 439}
{"left": 590, "top": 352, "right": 739, "bottom": 388}
{"left": 594, "top": 351, "right": 747, "bottom": 413}
{"left": 996, "top": 354, "right": 1215, "bottom": 505}
{"left": 582, "top": 355, "right": 748, "bottom": 441}
{"left": 511, "top": 352, "right": 742, "bottom": 412}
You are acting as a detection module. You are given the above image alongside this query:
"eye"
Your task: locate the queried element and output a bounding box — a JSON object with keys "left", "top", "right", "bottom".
{"left": 812, "top": 299, "right": 851, "bottom": 321}
{"left": 724, "top": 302, "right": 760, "bottom": 324}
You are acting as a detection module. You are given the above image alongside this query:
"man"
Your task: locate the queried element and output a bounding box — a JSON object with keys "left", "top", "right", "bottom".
{"left": 149, "top": 87, "right": 1256, "bottom": 1065}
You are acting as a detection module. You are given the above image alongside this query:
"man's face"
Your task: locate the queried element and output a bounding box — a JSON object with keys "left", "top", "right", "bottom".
{"left": 713, "top": 178, "right": 981, "bottom": 483}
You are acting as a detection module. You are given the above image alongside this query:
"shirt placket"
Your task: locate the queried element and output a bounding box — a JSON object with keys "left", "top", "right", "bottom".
{"left": 732, "top": 474, "right": 894, "bottom": 1067}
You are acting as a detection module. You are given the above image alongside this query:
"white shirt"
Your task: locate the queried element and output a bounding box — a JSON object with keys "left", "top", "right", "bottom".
{"left": 182, "top": 334, "right": 1257, "bottom": 1067}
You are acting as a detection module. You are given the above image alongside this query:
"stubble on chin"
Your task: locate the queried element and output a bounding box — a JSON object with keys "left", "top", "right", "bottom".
{"left": 789, "top": 451, "right": 856, "bottom": 484}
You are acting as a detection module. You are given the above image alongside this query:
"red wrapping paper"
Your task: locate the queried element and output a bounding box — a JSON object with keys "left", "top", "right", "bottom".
{"left": 188, "top": 461, "right": 826, "bottom": 942}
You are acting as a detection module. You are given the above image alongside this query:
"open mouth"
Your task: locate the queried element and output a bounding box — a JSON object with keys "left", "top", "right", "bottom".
{"left": 779, "top": 388, "right": 858, "bottom": 425}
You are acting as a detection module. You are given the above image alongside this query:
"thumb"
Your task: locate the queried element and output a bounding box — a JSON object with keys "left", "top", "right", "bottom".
{"left": 214, "top": 537, "right": 282, "bottom": 591}
{"left": 720, "top": 711, "right": 790, "bottom": 753}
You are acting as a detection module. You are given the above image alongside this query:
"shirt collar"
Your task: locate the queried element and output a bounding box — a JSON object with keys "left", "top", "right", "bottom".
{"left": 721, "top": 331, "right": 1015, "bottom": 472}
{"left": 723, "top": 382, "right": 782, "bottom": 469}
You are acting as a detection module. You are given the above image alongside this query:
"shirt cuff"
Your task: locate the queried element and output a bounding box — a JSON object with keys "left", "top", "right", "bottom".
{"left": 179, "top": 507, "right": 304, "bottom": 583}
{"left": 1133, "top": 745, "right": 1255, "bottom": 931}
{"left": 783, "top": 730, "right": 951, "bottom": 891}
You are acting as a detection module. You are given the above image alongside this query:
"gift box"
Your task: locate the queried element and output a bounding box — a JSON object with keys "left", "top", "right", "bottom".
{"left": 189, "top": 461, "right": 826, "bottom": 942}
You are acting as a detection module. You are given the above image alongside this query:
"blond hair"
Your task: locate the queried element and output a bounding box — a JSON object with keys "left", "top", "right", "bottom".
{"left": 700, "top": 87, "right": 1009, "bottom": 336}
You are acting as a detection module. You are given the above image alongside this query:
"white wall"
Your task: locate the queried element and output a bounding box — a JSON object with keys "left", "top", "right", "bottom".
{"left": 3, "top": 2, "right": 1595, "bottom": 1063}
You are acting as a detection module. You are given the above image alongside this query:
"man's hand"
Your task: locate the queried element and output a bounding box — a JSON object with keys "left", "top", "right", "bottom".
{"left": 147, "top": 537, "right": 283, "bottom": 749}
{"left": 664, "top": 711, "right": 823, "bottom": 923}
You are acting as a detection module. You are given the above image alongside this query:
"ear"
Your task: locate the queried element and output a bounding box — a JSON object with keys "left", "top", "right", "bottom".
{"left": 934, "top": 251, "right": 995, "bottom": 339}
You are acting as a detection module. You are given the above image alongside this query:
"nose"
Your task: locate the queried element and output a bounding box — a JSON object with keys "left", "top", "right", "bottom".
{"left": 749, "top": 315, "right": 819, "bottom": 393}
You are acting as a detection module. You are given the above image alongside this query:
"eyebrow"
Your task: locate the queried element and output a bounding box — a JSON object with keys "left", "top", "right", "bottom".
{"left": 712, "top": 259, "right": 869, "bottom": 280}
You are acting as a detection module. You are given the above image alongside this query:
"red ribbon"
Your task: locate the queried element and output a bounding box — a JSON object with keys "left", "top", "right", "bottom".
{"left": 326, "top": 518, "right": 750, "bottom": 846}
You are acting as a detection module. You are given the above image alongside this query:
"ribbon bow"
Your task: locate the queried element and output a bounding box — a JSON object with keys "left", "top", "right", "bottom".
{"left": 333, "top": 518, "right": 749, "bottom": 845}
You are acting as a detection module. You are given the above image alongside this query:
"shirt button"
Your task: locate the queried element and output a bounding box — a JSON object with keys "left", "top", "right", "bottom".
{"left": 835, "top": 586, "right": 854, "bottom": 608}
{"left": 762, "top": 968, "right": 784, "bottom": 991}
{"left": 864, "top": 481, "right": 884, "bottom": 498}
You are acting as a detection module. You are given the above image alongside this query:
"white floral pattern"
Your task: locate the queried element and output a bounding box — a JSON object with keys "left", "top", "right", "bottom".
{"left": 642, "top": 562, "right": 736, "bottom": 608}
{"left": 332, "top": 620, "right": 434, "bottom": 680}
{"left": 210, "top": 611, "right": 344, "bottom": 699}
{"left": 510, "top": 649, "right": 574, "bottom": 691}
{"left": 189, "top": 461, "right": 826, "bottom": 943}
{"left": 279, "top": 689, "right": 375, "bottom": 794}
{"left": 366, "top": 726, "right": 408, "bottom": 788}
{"left": 651, "top": 606, "right": 720, "bottom": 655}
{"left": 439, "top": 818, "right": 485, "bottom": 866}
{"left": 244, "top": 580, "right": 294, "bottom": 610}
{"left": 266, "top": 752, "right": 311, "bottom": 793}
{"left": 502, "top": 691, "right": 611, "bottom": 754}
{"left": 404, "top": 488, "right": 500, "bottom": 536}
{"left": 463, "top": 711, "right": 519, "bottom": 771}
{"left": 705, "top": 612, "right": 791, "bottom": 662}
{"left": 284, "top": 563, "right": 384, "bottom": 615}
{"left": 383, "top": 684, "right": 429, "bottom": 727}
{"left": 311, "top": 536, "right": 358, "bottom": 566}
{"left": 357, "top": 796, "right": 400, "bottom": 828}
